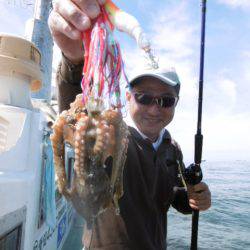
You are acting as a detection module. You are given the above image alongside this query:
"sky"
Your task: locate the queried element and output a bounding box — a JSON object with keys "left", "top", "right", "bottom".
{"left": 0, "top": 0, "right": 250, "bottom": 162}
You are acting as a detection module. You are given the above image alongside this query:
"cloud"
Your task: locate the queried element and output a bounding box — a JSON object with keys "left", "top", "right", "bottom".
{"left": 169, "top": 108, "right": 250, "bottom": 162}
{"left": 122, "top": 1, "right": 199, "bottom": 112}
{"left": 0, "top": 2, "right": 32, "bottom": 36}
{"left": 211, "top": 51, "right": 250, "bottom": 115}
{"left": 203, "top": 74, "right": 237, "bottom": 115}
{"left": 0, "top": 3, "right": 22, "bottom": 34}
{"left": 137, "top": 0, "right": 152, "bottom": 11}
{"left": 149, "top": 2, "right": 198, "bottom": 60}
{"left": 0, "top": 0, "right": 34, "bottom": 9}
{"left": 51, "top": 44, "right": 62, "bottom": 86}
{"left": 217, "top": 0, "right": 250, "bottom": 9}
{"left": 241, "top": 50, "right": 250, "bottom": 58}
{"left": 239, "top": 55, "right": 250, "bottom": 110}
{"left": 219, "top": 79, "right": 237, "bottom": 105}
{"left": 202, "top": 112, "right": 250, "bottom": 161}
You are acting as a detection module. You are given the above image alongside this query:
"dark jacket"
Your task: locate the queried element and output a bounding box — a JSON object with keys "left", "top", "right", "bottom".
{"left": 56, "top": 56, "right": 192, "bottom": 250}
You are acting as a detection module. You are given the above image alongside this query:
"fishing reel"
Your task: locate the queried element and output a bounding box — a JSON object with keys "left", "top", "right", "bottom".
{"left": 184, "top": 163, "right": 203, "bottom": 185}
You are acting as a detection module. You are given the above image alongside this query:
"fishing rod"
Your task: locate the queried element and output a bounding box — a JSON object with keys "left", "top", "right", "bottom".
{"left": 184, "top": 1, "right": 207, "bottom": 250}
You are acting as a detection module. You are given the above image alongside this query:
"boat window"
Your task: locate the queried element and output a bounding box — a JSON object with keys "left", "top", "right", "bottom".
{"left": 38, "top": 130, "right": 57, "bottom": 229}
{"left": 37, "top": 137, "right": 75, "bottom": 228}
{"left": 38, "top": 147, "right": 47, "bottom": 228}
{"left": 0, "top": 116, "right": 9, "bottom": 154}
{"left": 0, "top": 224, "right": 22, "bottom": 250}
{"left": 65, "top": 143, "right": 75, "bottom": 190}
{"left": 55, "top": 143, "right": 75, "bottom": 205}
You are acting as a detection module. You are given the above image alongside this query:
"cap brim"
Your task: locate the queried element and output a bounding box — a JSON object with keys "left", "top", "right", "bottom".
{"left": 129, "top": 73, "right": 178, "bottom": 87}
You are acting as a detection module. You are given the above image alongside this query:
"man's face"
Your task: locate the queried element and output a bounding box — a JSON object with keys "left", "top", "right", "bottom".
{"left": 126, "top": 77, "right": 178, "bottom": 141}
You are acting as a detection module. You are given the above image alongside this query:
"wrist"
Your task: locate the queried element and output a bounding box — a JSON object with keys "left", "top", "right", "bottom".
{"left": 62, "top": 53, "right": 84, "bottom": 68}
{"left": 59, "top": 53, "right": 84, "bottom": 86}
{"left": 62, "top": 53, "right": 84, "bottom": 66}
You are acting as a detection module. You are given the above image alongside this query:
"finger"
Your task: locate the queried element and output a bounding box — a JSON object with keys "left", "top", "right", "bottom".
{"left": 189, "top": 198, "right": 209, "bottom": 206}
{"left": 49, "top": 10, "right": 81, "bottom": 39}
{"left": 193, "top": 182, "right": 208, "bottom": 192}
{"left": 189, "top": 199, "right": 198, "bottom": 206}
{"left": 193, "top": 202, "right": 211, "bottom": 211}
{"left": 189, "top": 203, "right": 199, "bottom": 211}
{"left": 98, "top": 0, "right": 106, "bottom": 4}
{"left": 189, "top": 203, "right": 209, "bottom": 211}
{"left": 53, "top": 0, "right": 91, "bottom": 31}
{"left": 189, "top": 199, "right": 211, "bottom": 210}
{"left": 189, "top": 190, "right": 210, "bottom": 200}
{"left": 72, "top": 0, "right": 101, "bottom": 19}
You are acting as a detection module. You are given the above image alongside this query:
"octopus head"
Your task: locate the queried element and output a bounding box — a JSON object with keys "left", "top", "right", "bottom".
{"left": 86, "top": 97, "right": 105, "bottom": 117}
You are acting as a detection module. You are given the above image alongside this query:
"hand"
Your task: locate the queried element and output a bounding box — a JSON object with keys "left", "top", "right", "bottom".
{"left": 48, "top": 0, "right": 106, "bottom": 64}
{"left": 187, "top": 182, "right": 211, "bottom": 211}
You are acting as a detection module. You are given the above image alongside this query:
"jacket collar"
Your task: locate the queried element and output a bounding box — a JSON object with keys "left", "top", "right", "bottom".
{"left": 128, "top": 126, "right": 172, "bottom": 151}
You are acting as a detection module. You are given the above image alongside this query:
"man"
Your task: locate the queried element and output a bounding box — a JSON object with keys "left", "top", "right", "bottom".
{"left": 49, "top": 1, "right": 211, "bottom": 249}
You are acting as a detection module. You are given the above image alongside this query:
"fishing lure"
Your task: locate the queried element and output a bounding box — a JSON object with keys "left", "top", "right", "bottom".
{"left": 105, "top": 0, "right": 150, "bottom": 50}
{"left": 105, "top": 0, "right": 159, "bottom": 68}
{"left": 81, "top": 0, "right": 158, "bottom": 109}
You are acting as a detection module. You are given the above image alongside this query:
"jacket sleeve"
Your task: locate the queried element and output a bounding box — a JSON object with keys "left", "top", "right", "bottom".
{"left": 56, "top": 54, "right": 84, "bottom": 113}
{"left": 171, "top": 141, "right": 193, "bottom": 214}
{"left": 172, "top": 187, "right": 192, "bottom": 214}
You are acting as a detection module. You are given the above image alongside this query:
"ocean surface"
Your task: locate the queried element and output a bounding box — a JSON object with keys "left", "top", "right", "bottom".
{"left": 64, "top": 161, "right": 250, "bottom": 250}
{"left": 168, "top": 161, "right": 250, "bottom": 250}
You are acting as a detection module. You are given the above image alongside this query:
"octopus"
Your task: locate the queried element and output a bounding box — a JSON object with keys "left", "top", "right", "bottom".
{"left": 50, "top": 94, "right": 129, "bottom": 225}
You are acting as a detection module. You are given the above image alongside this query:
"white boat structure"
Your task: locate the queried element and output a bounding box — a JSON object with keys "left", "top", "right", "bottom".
{"left": 0, "top": 33, "right": 77, "bottom": 250}
{"left": 0, "top": 0, "right": 84, "bottom": 250}
{"left": 0, "top": 0, "right": 79, "bottom": 248}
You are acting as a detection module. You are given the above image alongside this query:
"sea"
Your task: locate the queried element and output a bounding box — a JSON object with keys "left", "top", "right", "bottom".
{"left": 167, "top": 161, "right": 250, "bottom": 250}
{"left": 64, "top": 161, "right": 250, "bottom": 250}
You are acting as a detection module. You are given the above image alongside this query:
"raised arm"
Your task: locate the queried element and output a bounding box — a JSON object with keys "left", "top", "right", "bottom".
{"left": 49, "top": 0, "right": 106, "bottom": 64}
{"left": 49, "top": 0, "right": 107, "bottom": 112}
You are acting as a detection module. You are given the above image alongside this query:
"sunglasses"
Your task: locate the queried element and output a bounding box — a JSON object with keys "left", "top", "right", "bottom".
{"left": 133, "top": 93, "right": 178, "bottom": 108}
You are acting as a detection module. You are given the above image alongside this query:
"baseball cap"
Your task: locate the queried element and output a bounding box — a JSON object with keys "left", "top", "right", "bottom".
{"left": 129, "top": 67, "right": 181, "bottom": 94}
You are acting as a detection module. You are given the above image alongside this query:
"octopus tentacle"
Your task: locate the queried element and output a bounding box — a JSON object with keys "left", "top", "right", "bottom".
{"left": 93, "top": 120, "right": 109, "bottom": 159}
{"left": 74, "top": 115, "right": 89, "bottom": 186}
{"left": 105, "top": 124, "right": 116, "bottom": 160}
{"left": 50, "top": 111, "right": 71, "bottom": 198}
{"left": 111, "top": 120, "right": 129, "bottom": 212}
